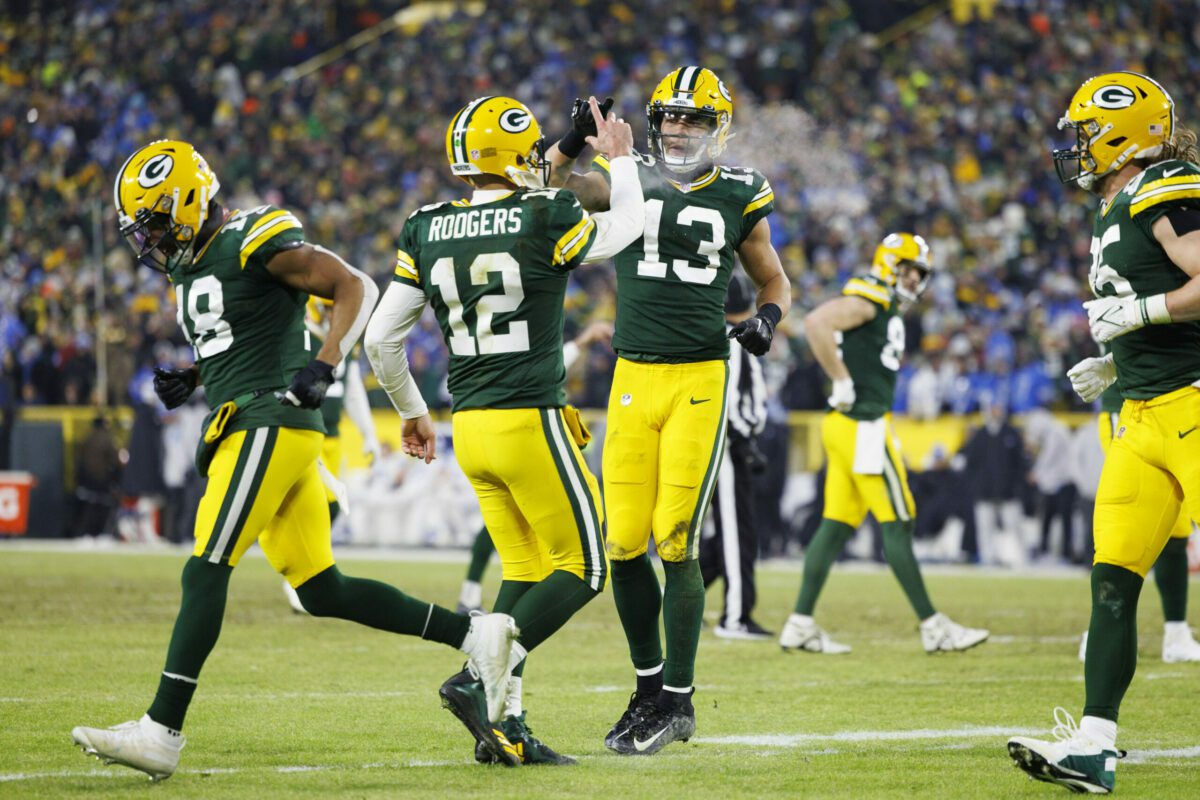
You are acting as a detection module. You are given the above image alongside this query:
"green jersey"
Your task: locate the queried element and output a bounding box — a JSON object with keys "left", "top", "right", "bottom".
{"left": 1089, "top": 159, "right": 1200, "bottom": 399}
{"left": 836, "top": 275, "right": 905, "bottom": 420}
{"left": 391, "top": 188, "right": 597, "bottom": 412}
{"left": 168, "top": 204, "right": 323, "bottom": 435}
{"left": 591, "top": 153, "right": 774, "bottom": 362}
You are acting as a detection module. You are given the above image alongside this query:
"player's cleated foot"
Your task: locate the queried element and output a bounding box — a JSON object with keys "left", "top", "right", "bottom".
{"left": 714, "top": 618, "right": 774, "bottom": 641}
{"left": 604, "top": 691, "right": 659, "bottom": 753}
{"left": 439, "top": 670, "right": 521, "bottom": 767}
{"left": 612, "top": 695, "right": 696, "bottom": 756}
{"left": 1079, "top": 631, "right": 1088, "bottom": 664}
{"left": 71, "top": 715, "right": 184, "bottom": 782}
{"left": 476, "top": 713, "right": 576, "bottom": 765}
{"left": 920, "top": 612, "right": 989, "bottom": 653}
{"left": 779, "top": 614, "right": 851, "bottom": 654}
{"left": 460, "top": 612, "right": 519, "bottom": 722}
{"left": 1008, "top": 708, "right": 1119, "bottom": 794}
{"left": 1162, "top": 624, "right": 1200, "bottom": 663}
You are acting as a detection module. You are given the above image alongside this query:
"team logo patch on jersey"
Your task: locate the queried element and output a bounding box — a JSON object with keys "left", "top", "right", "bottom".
{"left": 137, "top": 154, "right": 174, "bottom": 188}
{"left": 621, "top": 393, "right": 632, "bottom": 407}
{"left": 1091, "top": 85, "right": 1137, "bottom": 109}
{"left": 498, "top": 108, "right": 531, "bottom": 133}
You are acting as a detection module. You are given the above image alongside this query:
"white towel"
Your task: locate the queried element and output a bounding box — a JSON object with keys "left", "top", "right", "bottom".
{"left": 852, "top": 418, "right": 886, "bottom": 475}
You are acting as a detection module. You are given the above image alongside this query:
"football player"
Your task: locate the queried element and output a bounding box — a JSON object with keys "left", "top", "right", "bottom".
{"left": 1072, "top": 365, "right": 1200, "bottom": 664}
{"left": 72, "top": 141, "right": 518, "bottom": 781}
{"left": 778, "top": 233, "right": 989, "bottom": 655}
{"left": 1009, "top": 71, "right": 1200, "bottom": 795}
{"left": 546, "top": 66, "right": 791, "bottom": 755}
{"left": 364, "top": 96, "right": 644, "bottom": 765}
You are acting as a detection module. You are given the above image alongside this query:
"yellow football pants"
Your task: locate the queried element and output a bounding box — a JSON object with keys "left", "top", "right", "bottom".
{"left": 193, "top": 427, "right": 335, "bottom": 587}
{"left": 602, "top": 358, "right": 728, "bottom": 563}
{"left": 821, "top": 411, "right": 916, "bottom": 528}
{"left": 453, "top": 407, "right": 607, "bottom": 590}
{"left": 1095, "top": 387, "right": 1200, "bottom": 576}
{"left": 1098, "top": 411, "right": 1192, "bottom": 540}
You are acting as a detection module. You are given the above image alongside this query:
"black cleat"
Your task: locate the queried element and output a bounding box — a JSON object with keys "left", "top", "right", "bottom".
{"left": 604, "top": 691, "right": 659, "bottom": 753}
{"left": 610, "top": 695, "right": 695, "bottom": 756}
{"left": 477, "top": 713, "right": 575, "bottom": 765}
{"left": 439, "top": 669, "right": 521, "bottom": 767}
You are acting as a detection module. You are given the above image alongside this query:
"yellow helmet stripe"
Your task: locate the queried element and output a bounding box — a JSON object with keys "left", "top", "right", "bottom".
{"left": 553, "top": 214, "right": 596, "bottom": 266}
{"left": 450, "top": 96, "right": 495, "bottom": 166}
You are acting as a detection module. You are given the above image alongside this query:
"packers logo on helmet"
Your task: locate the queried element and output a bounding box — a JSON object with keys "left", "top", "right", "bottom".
{"left": 1054, "top": 72, "right": 1174, "bottom": 190}
{"left": 114, "top": 140, "right": 220, "bottom": 272}
{"left": 445, "top": 96, "right": 548, "bottom": 189}
{"left": 872, "top": 232, "right": 932, "bottom": 304}
{"left": 305, "top": 295, "right": 333, "bottom": 340}
{"left": 646, "top": 66, "right": 734, "bottom": 174}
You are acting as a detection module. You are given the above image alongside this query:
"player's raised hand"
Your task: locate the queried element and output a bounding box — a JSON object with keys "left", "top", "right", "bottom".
{"left": 585, "top": 96, "right": 633, "bottom": 159}
{"left": 401, "top": 414, "right": 437, "bottom": 464}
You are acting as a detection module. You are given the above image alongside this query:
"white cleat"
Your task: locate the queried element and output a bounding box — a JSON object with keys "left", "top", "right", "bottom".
{"left": 1162, "top": 624, "right": 1200, "bottom": 663}
{"left": 71, "top": 715, "right": 184, "bottom": 781}
{"left": 1007, "top": 708, "right": 1118, "bottom": 794}
{"left": 920, "top": 612, "right": 988, "bottom": 653}
{"left": 779, "top": 614, "right": 851, "bottom": 654}
{"left": 460, "top": 612, "right": 520, "bottom": 722}
{"left": 1079, "top": 631, "right": 1088, "bottom": 664}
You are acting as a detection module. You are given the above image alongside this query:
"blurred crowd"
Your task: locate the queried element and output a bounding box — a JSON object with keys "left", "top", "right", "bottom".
{"left": 4, "top": 0, "right": 1200, "bottom": 425}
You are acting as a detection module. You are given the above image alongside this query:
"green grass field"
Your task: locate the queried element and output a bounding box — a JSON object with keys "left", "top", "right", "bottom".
{"left": 1, "top": 546, "right": 1197, "bottom": 798}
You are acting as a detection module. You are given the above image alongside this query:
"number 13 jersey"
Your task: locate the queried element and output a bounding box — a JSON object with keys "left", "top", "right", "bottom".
{"left": 591, "top": 153, "right": 774, "bottom": 363}
{"left": 1090, "top": 159, "right": 1200, "bottom": 399}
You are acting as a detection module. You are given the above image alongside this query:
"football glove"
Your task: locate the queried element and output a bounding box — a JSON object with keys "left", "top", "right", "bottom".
{"left": 1083, "top": 294, "right": 1170, "bottom": 343}
{"left": 557, "top": 96, "right": 615, "bottom": 158}
{"left": 727, "top": 303, "right": 781, "bottom": 357}
{"left": 277, "top": 359, "right": 335, "bottom": 409}
{"left": 153, "top": 367, "right": 197, "bottom": 410}
{"left": 1067, "top": 353, "right": 1117, "bottom": 403}
{"left": 828, "top": 378, "right": 856, "bottom": 413}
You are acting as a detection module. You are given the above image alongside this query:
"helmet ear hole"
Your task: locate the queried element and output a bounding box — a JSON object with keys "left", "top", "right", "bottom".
{"left": 185, "top": 189, "right": 195, "bottom": 206}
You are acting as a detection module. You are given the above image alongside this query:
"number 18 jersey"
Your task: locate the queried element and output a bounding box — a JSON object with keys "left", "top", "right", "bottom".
{"left": 591, "top": 153, "right": 774, "bottom": 363}
{"left": 391, "top": 189, "right": 597, "bottom": 412}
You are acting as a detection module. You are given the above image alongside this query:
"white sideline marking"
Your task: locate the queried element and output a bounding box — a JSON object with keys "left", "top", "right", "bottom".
{"left": 1, "top": 759, "right": 462, "bottom": 782}
{"left": 1124, "top": 746, "right": 1200, "bottom": 764}
{"left": 989, "top": 635, "right": 1082, "bottom": 645}
{"left": 696, "top": 725, "right": 1043, "bottom": 747}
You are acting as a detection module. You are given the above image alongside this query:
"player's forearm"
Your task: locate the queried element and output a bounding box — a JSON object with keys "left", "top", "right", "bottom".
{"left": 755, "top": 271, "right": 792, "bottom": 319}
{"left": 314, "top": 246, "right": 379, "bottom": 366}
{"left": 1164, "top": 274, "right": 1200, "bottom": 322}
{"left": 804, "top": 319, "right": 850, "bottom": 381}
{"left": 545, "top": 142, "right": 577, "bottom": 189}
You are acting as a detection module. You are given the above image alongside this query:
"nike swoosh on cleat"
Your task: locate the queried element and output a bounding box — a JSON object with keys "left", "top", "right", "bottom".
{"left": 1179, "top": 427, "right": 1197, "bottom": 439}
{"left": 633, "top": 728, "right": 669, "bottom": 752}
{"left": 689, "top": 397, "right": 710, "bottom": 405}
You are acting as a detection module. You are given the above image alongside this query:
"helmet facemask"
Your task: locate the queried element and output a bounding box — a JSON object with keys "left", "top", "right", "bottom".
{"left": 504, "top": 137, "right": 549, "bottom": 189}
{"left": 119, "top": 195, "right": 196, "bottom": 273}
{"left": 648, "top": 107, "right": 722, "bottom": 174}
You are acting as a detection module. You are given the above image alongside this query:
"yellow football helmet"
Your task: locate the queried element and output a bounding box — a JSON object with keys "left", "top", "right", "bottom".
{"left": 114, "top": 140, "right": 220, "bottom": 272}
{"left": 306, "top": 295, "right": 333, "bottom": 339}
{"left": 871, "top": 233, "right": 932, "bottom": 304}
{"left": 646, "top": 66, "right": 734, "bottom": 174}
{"left": 1054, "top": 72, "right": 1174, "bottom": 190}
{"left": 445, "top": 96, "right": 547, "bottom": 188}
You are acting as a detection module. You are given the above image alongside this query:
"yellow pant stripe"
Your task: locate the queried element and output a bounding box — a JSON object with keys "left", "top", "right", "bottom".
{"left": 687, "top": 361, "right": 730, "bottom": 557}
{"left": 205, "top": 428, "right": 276, "bottom": 564}
{"left": 541, "top": 409, "right": 606, "bottom": 589}
{"left": 881, "top": 444, "right": 912, "bottom": 522}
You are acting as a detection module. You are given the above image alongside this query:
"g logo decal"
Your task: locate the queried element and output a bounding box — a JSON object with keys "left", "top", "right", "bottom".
{"left": 1091, "top": 85, "right": 1136, "bottom": 110}
{"left": 717, "top": 80, "right": 732, "bottom": 103}
{"left": 498, "top": 108, "right": 531, "bottom": 133}
{"left": 137, "top": 154, "right": 175, "bottom": 188}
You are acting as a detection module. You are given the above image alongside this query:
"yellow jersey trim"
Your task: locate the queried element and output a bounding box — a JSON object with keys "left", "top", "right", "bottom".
{"left": 553, "top": 215, "right": 596, "bottom": 266}
{"left": 1130, "top": 175, "right": 1200, "bottom": 216}
{"left": 844, "top": 279, "right": 891, "bottom": 309}
{"left": 239, "top": 215, "right": 302, "bottom": 268}
{"left": 394, "top": 249, "right": 418, "bottom": 282}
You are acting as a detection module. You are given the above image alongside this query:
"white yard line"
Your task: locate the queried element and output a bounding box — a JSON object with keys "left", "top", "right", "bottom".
{"left": 696, "top": 725, "right": 1044, "bottom": 747}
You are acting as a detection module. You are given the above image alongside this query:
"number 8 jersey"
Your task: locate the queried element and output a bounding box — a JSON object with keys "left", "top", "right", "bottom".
{"left": 1089, "top": 159, "right": 1200, "bottom": 398}
{"left": 591, "top": 153, "right": 774, "bottom": 362}
{"left": 391, "top": 188, "right": 597, "bottom": 411}
{"left": 837, "top": 275, "right": 904, "bottom": 421}
{"left": 168, "top": 204, "right": 323, "bottom": 435}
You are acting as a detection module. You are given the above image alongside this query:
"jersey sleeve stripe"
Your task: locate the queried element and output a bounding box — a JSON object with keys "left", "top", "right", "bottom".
{"left": 751, "top": 182, "right": 773, "bottom": 200}
{"left": 244, "top": 209, "right": 290, "bottom": 237}
{"left": 844, "top": 280, "right": 891, "bottom": 308}
{"left": 554, "top": 215, "right": 597, "bottom": 265}
{"left": 1130, "top": 184, "right": 1200, "bottom": 216}
{"left": 238, "top": 217, "right": 302, "bottom": 268}
{"left": 592, "top": 154, "right": 611, "bottom": 173}
{"left": 239, "top": 213, "right": 301, "bottom": 253}
{"left": 1134, "top": 175, "right": 1200, "bottom": 195}
{"left": 743, "top": 190, "right": 774, "bottom": 216}
{"left": 393, "top": 249, "right": 418, "bottom": 282}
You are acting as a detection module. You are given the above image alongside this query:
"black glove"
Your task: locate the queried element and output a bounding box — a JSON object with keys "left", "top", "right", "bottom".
{"left": 277, "top": 359, "right": 335, "bottom": 409}
{"left": 557, "top": 96, "right": 615, "bottom": 159}
{"left": 153, "top": 367, "right": 197, "bottom": 410}
{"left": 728, "top": 303, "right": 782, "bottom": 357}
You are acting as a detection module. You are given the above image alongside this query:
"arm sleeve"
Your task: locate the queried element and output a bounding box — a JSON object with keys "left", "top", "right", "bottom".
{"left": 583, "top": 156, "right": 645, "bottom": 262}
{"left": 342, "top": 358, "right": 378, "bottom": 445}
{"left": 363, "top": 282, "right": 430, "bottom": 419}
{"left": 562, "top": 340, "right": 581, "bottom": 371}
{"left": 312, "top": 244, "right": 379, "bottom": 362}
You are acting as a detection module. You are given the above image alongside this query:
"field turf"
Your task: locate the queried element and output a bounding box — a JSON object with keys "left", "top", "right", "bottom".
{"left": 1, "top": 545, "right": 1197, "bottom": 798}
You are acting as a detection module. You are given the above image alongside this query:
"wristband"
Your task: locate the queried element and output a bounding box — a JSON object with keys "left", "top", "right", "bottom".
{"left": 756, "top": 303, "right": 783, "bottom": 329}
{"left": 1139, "top": 293, "right": 1171, "bottom": 325}
{"left": 557, "top": 129, "right": 588, "bottom": 159}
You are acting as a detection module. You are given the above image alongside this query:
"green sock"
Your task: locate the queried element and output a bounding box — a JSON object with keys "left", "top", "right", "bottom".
{"left": 661, "top": 559, "right": 705, "bottom": 689}
{"left": 505, "top": 571, "right": 597, "bottom": 652}
{"left": 611, "top": 553, "right": 664, "bottom": 670}
{"left": 147, "top": 556, "right": 233, "bottom": 730}
{"left": 1083, "top": 563, "right": 1144, "bottom": 722}
{"left": 794, "top": 519, "right": 856, "bottom": 615}
{"left": 881, "top": 521, "right": 936, "bottom": 620}
{"left": 1154, "top": 537, "right": 1189, "bottom": 622}
{"left": 295, "top": 566, "right": 470, "bottom": 647}
{"left": 466, "top": 527, "right": 495, "bottom": 583}
{"left": 328, "top": 500, "right": 340, "bottom": 524}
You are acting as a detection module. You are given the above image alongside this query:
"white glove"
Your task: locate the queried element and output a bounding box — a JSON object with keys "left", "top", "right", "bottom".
{"left": 828, "top": 377, "right": 856, "bottom": 413}
{"left": 1083, "top": 294, "right": 1170, "bottom": 343}
{"left": 1067, "top": 353, "right": 1117, "bottom": 403}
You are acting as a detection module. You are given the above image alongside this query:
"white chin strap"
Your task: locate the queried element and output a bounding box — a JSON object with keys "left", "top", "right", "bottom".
{"left": 505, "top": 165, "right": 544, "bottom": 189}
